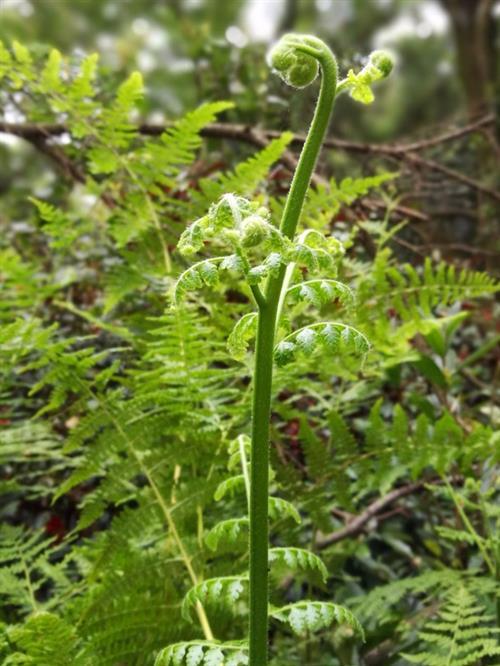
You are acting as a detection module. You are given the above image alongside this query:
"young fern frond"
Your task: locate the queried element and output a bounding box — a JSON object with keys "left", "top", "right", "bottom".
{"left": 155, "top": 641, "right": 249, "bottom": 666}
{"left": 336, "top": 50, "right": 394, "bottom": 104}
{"left": 286, "top": 279, "right": 354, "bottom": 309}
{"left": 267, "top": 497, "right": 302, "bottom": 525}
{"left": 174, "top": 258, "right": 227, "bottom": 304}
{"left": 182, "top": 576, "right": 249, "bottom": 621}
{"left": 274, "top": 322, "right": 370, "bottom": 367}
{"left": 268, "top": 547, "right": 328, "bottom": 583}
{"left": 270, "top": 601, "right": 364, "bottom": 638}
{"left": 213, "top": 475, "right": 246, "bottom": 502}
{"left": 166, "top": 32, "right": 394, "bottom": 666}
{"left": 227, "top": 313, "right": 258, "bottom": 361}
{"left": 205, "top": 518, "right": 249, "bottom": 552}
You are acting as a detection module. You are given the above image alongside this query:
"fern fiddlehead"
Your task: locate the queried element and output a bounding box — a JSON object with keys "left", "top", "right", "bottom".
{"left": 249, "top": 34, "right": 393, "bottom": 665}
{"left": 169, "top": 33, "right": 393, "bottom": 666}
{"left": 248, "top": 35, "right": 340, "bottom": 665}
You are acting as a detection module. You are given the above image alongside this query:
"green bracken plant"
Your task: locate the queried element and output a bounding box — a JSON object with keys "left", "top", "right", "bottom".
{"left": 158, "top": 34, "right": 394, "bottom": 666}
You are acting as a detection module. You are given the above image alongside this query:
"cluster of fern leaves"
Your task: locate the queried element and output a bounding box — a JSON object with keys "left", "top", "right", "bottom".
{"left": 1, "top": 41, "right": 499, "bottom": 665}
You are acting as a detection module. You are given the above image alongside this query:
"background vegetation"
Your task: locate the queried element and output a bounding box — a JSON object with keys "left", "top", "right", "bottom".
{"left": 0, "top": 1, "right": 498, "bottom": 664}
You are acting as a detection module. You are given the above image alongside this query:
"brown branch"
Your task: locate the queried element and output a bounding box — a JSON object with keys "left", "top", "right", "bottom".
{"left": 403, "top": 151, "right": 500, "bottom": 203}
{"left": 316, "top": 475, "right": 468, "bottom": 550}
{"left": 392, "top": 113, "right": 495, "bottom": 152}
{"left": 29, "top": 136, "right": 86, "bottom": 185}
{"left": 2, "top": 114, "right": 497, "bottom": 204}
{"left": 1, "top": 113, "right": 494, "bottom": 152}
{"left": 316, "top": 481, "right": 426, "bottom": 549}
{"left": 360, "top": 197, "right": 430, "bottom": 222}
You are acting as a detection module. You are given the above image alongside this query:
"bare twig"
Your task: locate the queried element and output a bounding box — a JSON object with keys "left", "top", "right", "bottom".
{"left": 1, "top": 114, "right": 497, "bottom": 205}
{"left": 316, "top": 481, "right": 425, "bottom": 549}
{"left": 403, "top": 151, "right": 500, "bottom": 203}
{"left": 1, "top": 113, "right": 494, "bottom": 153}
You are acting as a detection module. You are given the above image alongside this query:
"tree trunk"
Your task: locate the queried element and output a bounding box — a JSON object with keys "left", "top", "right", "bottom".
{"left": 440, "top": 0, "right": 497, "bottom": 119}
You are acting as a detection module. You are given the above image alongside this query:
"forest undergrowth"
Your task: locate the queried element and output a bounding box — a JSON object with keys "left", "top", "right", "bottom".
{"left": 0, "top": 38, "right": 499, "bottom": 666}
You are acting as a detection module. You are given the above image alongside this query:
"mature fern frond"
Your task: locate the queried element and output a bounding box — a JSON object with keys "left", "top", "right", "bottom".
{"left": 143, "top": 101, "right": 234, "bottom": 188}
{"left": 0, "top": 254, "right": 54, "bottom": 320}
{"left": 3, "top": 612, "right": 81, "bottom": 666}
{"left": 74, "top": 545, "right": 187, "bottom": 665}
{"left": 53, "top": 306, "right": 233, "bottom": 530}
{"left": 403, "top": 585, "right": 500, "bottom": 666}
{"left": 276, "top": 172, "right": 396, "bottom": 231}
{"left": 357, "top": 251, "right": 498, "bottom": 326}
{"left": 0, "top": 525, "right": 74, "bottom": 616}
{"left": 0, "top": 422, "right": 69, "bottom": 500}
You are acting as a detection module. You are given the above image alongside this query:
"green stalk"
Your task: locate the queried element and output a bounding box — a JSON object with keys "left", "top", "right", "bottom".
{"left": 248, "top": 35, "right": 338, "bottom": 666}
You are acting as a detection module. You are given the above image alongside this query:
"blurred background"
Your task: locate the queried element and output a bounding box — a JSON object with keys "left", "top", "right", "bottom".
{"left": 1, "top": 0, "right": 499, "bottom": 262}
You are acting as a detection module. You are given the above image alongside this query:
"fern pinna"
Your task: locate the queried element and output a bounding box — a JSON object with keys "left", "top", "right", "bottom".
{"left": 160, "top": 34, "right": 394, "bottom": 665}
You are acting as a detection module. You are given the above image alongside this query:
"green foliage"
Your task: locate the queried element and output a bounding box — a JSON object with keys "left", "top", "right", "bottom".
{"left": 155, "top": 641, "right": 249, "bottom": 666}
{"left": 0, "top": 37, "right": 498, "bottom": 666}
{"left": 2, "top": 612, "right": 80, "bottom": 666}
{"left": 270, "top": 602, "right": 364, "bottom": 637}
{"left": 274, "top": 322, "right": 370, "bottom": 367}
{"left": 403, "top": 586, "right": 500, "bottom": 666}
{"left": 227, "top": 313, "right": 258, "bottom": 360}
{"left": 182, "top": 577, "right": 248, "bottom": 622}
{"left": 336, "top": 49, "right": 395, "bottom": 104}
{"left": 286, "top": 279, "right": 354, "bottom": 309}
{"left": 193, "top": 133, "right": 293, "bottom": 207}
{"left": 0, "top": 526, "right": 73, "bottom": 616}
{"left": 267, "top": 497, "right": 301, "bottom": 525}
{"left": 268, "top": 547, "right": 328, "bottom": 582}
{"left": 205, "top": 518, "right": 249, "bottom": 552}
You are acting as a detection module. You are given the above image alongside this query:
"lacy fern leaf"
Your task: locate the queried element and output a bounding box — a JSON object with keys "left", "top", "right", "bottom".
{"left": 155, "top": 641, "right": 248, "bottom": 666}
{"left": 4, "top": 612, "right": 80, "bottom": 666}
{"left": 205, "top": 519, "right": 249, "bottom": 552}
{"left": 182, "top": 577, "right": 249, "bottom": 621}
{"left": 268, "top": 497, "right": 302, "bottom": 524}
{"left": 270, "top": 601, "right": 363, "bottom": 638}
{"left": 227, "top": 313, "right": 258, "bottom": 360}
{"left": 402, "top": 586, "right": 500, "bottom": 666}
{"left": 274, "top": 322, "right": 369, "bottom": 366}
{"left": 287, "top": 279, "right": 354, "bottom": 309}
{"left": 269, "top": 548, "right": 328, "bottom": 583}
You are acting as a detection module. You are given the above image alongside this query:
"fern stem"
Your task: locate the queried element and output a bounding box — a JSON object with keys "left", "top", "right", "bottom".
{"left": 250, "top": 283, "right": 267, "bottom": 309}
{"left": 444, "top": 479, "right": 495, "bottom": 576}
{"left": 238, "top": 434, "right": 251, "bottom": 509}
{"left": 274, "top": 261, "right": 295, "bottom": 335}
{"left": 249, "top": 303, "right": 276, "bottom": 665}
{"left": 19, "top": 550, "right": 38, "bottom": 613}
{"left": 249, "top": 36, "right": 338, "bottom": 665}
